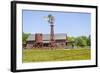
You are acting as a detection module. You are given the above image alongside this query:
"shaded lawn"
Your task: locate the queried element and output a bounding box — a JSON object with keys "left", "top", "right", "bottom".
{"left": 22, "top": 48, "right": 91, "bottom": 63}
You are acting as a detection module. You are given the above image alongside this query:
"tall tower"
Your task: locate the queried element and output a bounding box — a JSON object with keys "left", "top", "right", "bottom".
{"left": 50, "top": 24, "right": 54, "bottom": 42}
{"left": 44, "top": 14, "right": 55, "bottom": 47}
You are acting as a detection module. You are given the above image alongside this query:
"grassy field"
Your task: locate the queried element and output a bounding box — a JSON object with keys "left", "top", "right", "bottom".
{"left": 22, "top": 48, "right": 91, "bottom": 63}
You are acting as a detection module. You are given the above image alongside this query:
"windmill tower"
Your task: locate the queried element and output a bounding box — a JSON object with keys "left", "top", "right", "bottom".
{"left": 44, "top": 14, "right": 55, "bottom": 47}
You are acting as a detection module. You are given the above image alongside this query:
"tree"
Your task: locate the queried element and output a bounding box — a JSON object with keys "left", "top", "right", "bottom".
{"left": 75, "top": 36, "right": 88, "bottom": 47}
{"left": 87, "top": 35, "right": 91, "bottom": 46}
{"left": 67, "top": 36, "right": 75, "bottom": 48}
{"left": 67, "top": 35, "right": 90, "bottom": 47}
{"left": 22, "top": 32, "right": 30, "bottom": 43}
{"left": 67, "top": 36, "right": 75, "bottom": 42}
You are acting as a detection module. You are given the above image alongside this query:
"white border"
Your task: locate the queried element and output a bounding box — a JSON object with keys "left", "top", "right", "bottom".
{"left": 16, "top": 4, "right": 96, "bottom": 70}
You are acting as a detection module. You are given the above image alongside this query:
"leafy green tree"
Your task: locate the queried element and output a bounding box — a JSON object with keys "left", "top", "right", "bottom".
{"left": 75, "top": 36, "right": 88, "bottom": 47}
{"left": 22, "top": 32, "right": 30, "bottom": 43}
{"left": 67, "top": 35, "right": 90, "bottom": 47}
{"left": 67, "top": 36, "right": 75, "bottom": 47}
{"left": 87, "top": 35, "right": 91, "bottom": 46}
{"left": 67, "top": 36, "right": 75, "bottom": 42}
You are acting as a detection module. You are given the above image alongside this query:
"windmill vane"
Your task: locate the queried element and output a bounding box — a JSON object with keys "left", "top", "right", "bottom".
{"left": 44, "top": 14, "right": 55, "bottom": 24}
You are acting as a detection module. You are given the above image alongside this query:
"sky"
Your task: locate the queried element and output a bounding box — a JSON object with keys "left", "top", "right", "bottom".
{"left": 22, "top": 10, "right": 91, "bottom": 37}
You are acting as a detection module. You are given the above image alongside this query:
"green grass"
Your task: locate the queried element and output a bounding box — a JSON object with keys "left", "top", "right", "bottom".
{"left": 22, "top": 48, "right": 91, "bottom": 63}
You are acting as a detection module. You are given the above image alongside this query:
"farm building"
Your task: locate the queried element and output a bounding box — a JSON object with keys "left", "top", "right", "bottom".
{"left": 25, "top": 33, "right": 67, "bottom": 49}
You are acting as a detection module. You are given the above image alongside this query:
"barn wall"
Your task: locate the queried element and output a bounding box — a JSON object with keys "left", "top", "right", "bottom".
{"left": 26, "top": 41, "right": 35, "bottom": 49}
{"left": 25, "top": 39, "right": 67, "bottom": 49}
{"left": 55, "top": 40, "right": 66, "bottom": 48}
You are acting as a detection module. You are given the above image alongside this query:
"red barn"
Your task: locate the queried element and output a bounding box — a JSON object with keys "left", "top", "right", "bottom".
{"left": 26, "top": 33, "right": 67, "bottom": 49}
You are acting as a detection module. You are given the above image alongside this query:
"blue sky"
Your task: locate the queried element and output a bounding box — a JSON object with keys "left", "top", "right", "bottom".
{"left": 22, "top": 10, "right": 91, "bottom": 37}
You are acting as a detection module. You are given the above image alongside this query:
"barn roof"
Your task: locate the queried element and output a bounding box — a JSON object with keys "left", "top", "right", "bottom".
{"left": 27, "top": 33, "right": 67, "bottom": 41}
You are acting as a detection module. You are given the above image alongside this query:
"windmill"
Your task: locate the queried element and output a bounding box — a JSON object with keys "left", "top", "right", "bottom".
{"left": 44, "top": 14, "right": 55, "bottom": 47}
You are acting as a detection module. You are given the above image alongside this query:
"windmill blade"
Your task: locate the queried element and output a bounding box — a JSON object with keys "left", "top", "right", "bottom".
{"left": 43, "top": 16, "right": 49, "bottom": 21}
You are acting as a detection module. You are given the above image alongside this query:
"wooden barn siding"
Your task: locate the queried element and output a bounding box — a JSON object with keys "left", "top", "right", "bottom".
{"left": 25, "top": 39, "right": 67, "bottom": 49}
